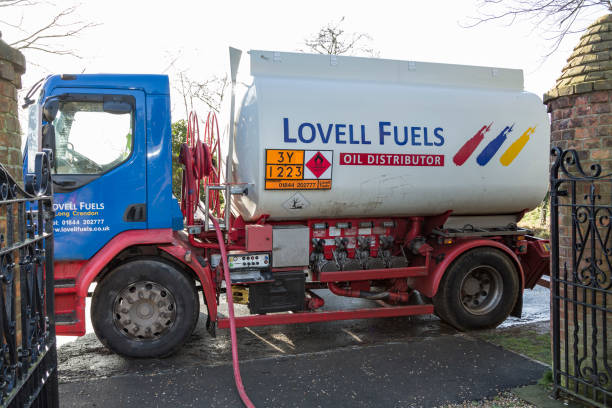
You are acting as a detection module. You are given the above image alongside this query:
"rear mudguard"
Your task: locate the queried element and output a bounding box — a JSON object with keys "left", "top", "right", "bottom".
{"left": 410, "top": 238, "right": 525, "bottom": 300}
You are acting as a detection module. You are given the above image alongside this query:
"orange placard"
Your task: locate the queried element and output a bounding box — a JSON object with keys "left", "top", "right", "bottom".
{"left": 266, "top": 150, "right": 304, "bottom": 165}
{"left": 266, "top": 180, "right": 316, "bottom": 190}
{"left": 265, "top": 164, "right": 304, "bottom": 180}
{"left": 264, "top": 149, "right": 332, "bottom": 190}
{"left": 264, "top": 179, "right": 332, "bottom": 190}
{"left": 317, "top": 179, "right": 332, "bottom": 189}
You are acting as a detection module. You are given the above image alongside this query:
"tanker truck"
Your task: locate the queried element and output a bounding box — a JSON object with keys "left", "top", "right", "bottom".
{"left": 23, "top": 49, "right": 550, "bottom": 358}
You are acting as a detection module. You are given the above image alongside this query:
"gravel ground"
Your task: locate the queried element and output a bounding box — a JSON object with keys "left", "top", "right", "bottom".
{"left": 438, "top": 391, "right": 535, "bottom": 407}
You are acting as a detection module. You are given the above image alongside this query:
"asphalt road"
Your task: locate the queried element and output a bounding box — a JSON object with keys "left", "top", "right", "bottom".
{"left": 57, "top": 289, "right": 549, "bottom": 407}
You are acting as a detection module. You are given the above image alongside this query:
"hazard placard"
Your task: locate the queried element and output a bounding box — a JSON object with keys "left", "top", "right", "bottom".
{"left": 265, "top": 149, "right": 332, "bottom": 190}
{"left": 304, "top": 151, "right": 333, "bottom": 179}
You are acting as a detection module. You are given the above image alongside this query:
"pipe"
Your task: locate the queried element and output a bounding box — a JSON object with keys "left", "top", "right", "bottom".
{"left": 328, "top": 282, "right": 410, "bottom": 303}
{"left": 405, "top": 216, "right": 424, "bottom": 245}
{"left": 225, "top": 47, "right": 242, "bottom": 237}
{"left": 210, "top": 214, "right": 255, "bottom": 408}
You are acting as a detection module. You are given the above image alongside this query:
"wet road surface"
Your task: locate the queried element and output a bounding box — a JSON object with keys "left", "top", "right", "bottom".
{"left": 59, "top": 334, "right": 546, "bottom": 407}
{"left": 57, "top": 288, "right": 550, "bottom": 406}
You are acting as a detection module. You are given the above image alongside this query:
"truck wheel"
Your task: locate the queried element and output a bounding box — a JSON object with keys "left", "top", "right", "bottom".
{"left": 91, "top": 259, "right": 199, "bottom": 358}
{"left": 433, "top": 248, "right": 519, "bottom": 331}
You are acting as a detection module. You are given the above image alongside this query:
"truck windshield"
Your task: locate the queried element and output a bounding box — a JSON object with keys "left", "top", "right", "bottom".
{"left": 53, "top": 100, "right": 133, "bottom": 174}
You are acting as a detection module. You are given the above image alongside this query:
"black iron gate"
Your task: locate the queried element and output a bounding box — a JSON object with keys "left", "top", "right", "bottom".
{"left": 0, "top": 151, "right": 58, "bottom": 407}
{"left": 550, "top": 148, "right": 612, "bottom": 407}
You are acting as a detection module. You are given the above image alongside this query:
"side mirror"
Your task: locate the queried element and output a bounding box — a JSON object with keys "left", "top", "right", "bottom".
{"left": 42, "top": 123, "right": 56, "bottom": 170}
{"left": 43, "top": 99, "right": 59, "bottom": 123}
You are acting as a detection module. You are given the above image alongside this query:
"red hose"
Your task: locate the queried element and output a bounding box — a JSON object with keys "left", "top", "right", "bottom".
{"left": 210, "top": 214, "right": 255, "bottom": 408}
{"left": 180, "top": 112, "right": 218, "bottom": 224}
{"left": 328, "top": 282, "right": 410, "bottom": 303}
{"left": 204, "top": 111, "right": 222, "bottom": 216}
{"left": 180, "top": 111, "right": 254, "bottom": 406}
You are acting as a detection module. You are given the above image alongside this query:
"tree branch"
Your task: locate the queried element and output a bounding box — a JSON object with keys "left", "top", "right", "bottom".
{"left": 464, "top": 0, "right": 612, "bottom": 57}
{"left": 1, "top": 2, "right": 98, "bottom": 58}
{"left": 303, "top": 16, "right": 378, "bottom": 57}
{"left": 0, "top": 0, "right": 33, "bottom": 8}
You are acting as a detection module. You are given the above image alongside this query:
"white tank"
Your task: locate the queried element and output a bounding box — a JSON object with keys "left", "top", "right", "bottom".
{"left": 232, "top": 50, "right": 549, "bottom": 222}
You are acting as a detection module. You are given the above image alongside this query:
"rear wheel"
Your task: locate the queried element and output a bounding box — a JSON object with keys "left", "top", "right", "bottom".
{"left": 91, "top": 259, "right": 199, "bottom": 358}
{"left": 433, "top": 248, "right": 519, "bottom": 331}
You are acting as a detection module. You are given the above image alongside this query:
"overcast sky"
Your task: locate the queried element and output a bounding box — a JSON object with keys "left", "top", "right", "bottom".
{"left": 2, "top": 0, "right": 609, "bottom": 123}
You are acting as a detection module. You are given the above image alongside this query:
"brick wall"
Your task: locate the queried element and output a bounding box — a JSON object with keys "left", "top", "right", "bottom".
{"left": 549, "top": 91, "right": 612, "bottom": 165}
{"left": 0, "top": 36, "right": 25, "bottom": 183}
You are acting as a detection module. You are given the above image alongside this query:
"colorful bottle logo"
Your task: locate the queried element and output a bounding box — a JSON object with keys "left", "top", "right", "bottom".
{"left": 453, "top": 123, "right": 492, "bottom": 166}
{"left": 499, "top": 126, "right": 536, "bottom": 166}
{"left": 476, "top": 124, "right": 514, "bottom": 167}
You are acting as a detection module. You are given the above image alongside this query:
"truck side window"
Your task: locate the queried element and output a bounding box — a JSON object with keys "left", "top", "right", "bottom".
{"left": 53, "top": 99, "right": 133, "bottom": 174}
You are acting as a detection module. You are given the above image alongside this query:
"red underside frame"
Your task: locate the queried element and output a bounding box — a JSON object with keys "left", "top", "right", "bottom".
{"left": 318, "top": 265, "right": 428, "bottom": 282}
{"left": 218, "top": 304, "right": 434, "bottom": 329}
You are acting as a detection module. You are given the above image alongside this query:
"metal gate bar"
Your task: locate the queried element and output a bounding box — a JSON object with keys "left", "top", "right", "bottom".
{"left": 0, "top": 151, "right": 58, "bottom": 408}
{"left": 550, "top": 148, "right": 612, "bottom": 408}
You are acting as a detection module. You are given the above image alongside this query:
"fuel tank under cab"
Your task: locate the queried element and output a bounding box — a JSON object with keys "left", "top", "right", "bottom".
{"left": 232, "top": 50, "right": 549, "bottom": 221}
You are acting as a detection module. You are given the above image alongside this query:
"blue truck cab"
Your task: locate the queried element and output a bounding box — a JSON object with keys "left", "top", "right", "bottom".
{"left": 29, "top": 75, "right": 182, "bottom": 260}
{"left": 23, "top": 74, "right": 199, "bottom": 357}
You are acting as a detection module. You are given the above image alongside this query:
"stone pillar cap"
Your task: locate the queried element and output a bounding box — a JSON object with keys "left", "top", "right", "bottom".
{"left": 544, "top": 13, "right": 612, "bottom": 103}
{"left": 0, "top": 38, "right": 25, "bottom": 75}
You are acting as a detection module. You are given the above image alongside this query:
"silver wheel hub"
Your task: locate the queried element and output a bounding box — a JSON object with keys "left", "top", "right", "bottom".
{"left": 113, "top": 281, "right": 176, "bottom": 340}
{"left": 459, "top": 265, "right": 503, "bottom": 316}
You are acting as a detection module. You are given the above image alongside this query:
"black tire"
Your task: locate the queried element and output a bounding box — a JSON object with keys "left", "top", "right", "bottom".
{"left": 433, "top": 247, "right": 519, "bottom": 331}
{"left": 91, "top": 259, "right": 199, "bottom": 358}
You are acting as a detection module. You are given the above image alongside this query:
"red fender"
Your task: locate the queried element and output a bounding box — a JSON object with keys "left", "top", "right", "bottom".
{"left": 79, "top": 229, "right": 218, "bottom": 320}
{"left": 75, "top": 229, "right": 175, "bottom": 298}
{"left": 158, "top": 241, "right": 218, "bottom": 324}
{"left": 54, "top": 229, "right": 177, "bottom": 336}
{"left": 67, "top": 228, "right": 218, "bottom": 336}
{"left": 411, "top": 239, "right": 525, "bottom": 298}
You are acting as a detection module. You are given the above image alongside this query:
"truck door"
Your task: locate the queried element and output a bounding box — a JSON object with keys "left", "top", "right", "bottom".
{"left": 49, "top": 90, "right": 147, "bottom": 261}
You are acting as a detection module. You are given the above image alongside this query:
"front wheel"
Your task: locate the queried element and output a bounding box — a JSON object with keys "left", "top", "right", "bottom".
{"left": 433, "top": 248, "right": 519, "bottom": 331}
{"left": 91, "top": 259, "right": 199, "bottom": 358}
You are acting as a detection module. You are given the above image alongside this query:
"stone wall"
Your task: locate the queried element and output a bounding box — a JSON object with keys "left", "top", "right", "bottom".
{"left": 0, "top": 35, "right": 25, "bottom": 183}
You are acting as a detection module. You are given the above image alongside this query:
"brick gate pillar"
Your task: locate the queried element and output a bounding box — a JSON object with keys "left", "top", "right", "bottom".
{"left": 544, "top": 14, "right": 612, "bottom": 399}
{"left": 0, "top": 33, "right": 25, "bottom": 183}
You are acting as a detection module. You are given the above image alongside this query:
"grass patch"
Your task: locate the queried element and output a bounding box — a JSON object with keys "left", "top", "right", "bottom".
{"left": 474, "top": 326, "right": 551, "bottom": 365}
{"left": 518, "top": 203, "right": 550, "bottom": 239}
{"left": 537, "top": 369, "right": 553, "bottom": 388}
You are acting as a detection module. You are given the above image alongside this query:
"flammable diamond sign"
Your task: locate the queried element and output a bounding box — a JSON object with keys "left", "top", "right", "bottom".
{"left": 304, "top": 150, "right": 333, "bottom": 179}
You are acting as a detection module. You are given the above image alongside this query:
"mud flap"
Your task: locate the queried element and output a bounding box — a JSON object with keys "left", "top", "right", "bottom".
{"left": 510, "top": 290, "right": 523, "bottom": 318}
{"left": 205, "top": 302, "right": 216, "bottom": 337}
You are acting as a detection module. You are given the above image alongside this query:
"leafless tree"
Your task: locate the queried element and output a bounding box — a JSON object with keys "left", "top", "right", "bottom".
{"left": 0, "top": 0, "right": 97, "bottom": 58}
{"left": 304, "top": 17, "right": 379, "bottom": 57}
{"left": 173, "top": 71, "right": 229, "bottom": 119}
{"left": 466, "top": 0, "right": 612, "bottom": 56}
